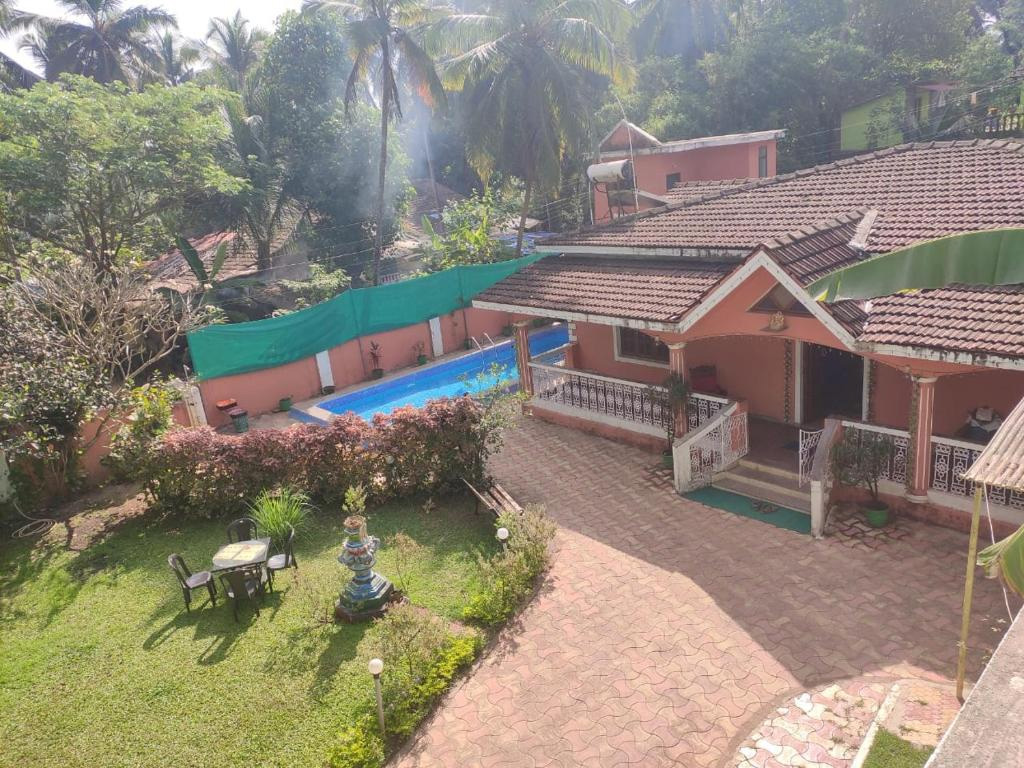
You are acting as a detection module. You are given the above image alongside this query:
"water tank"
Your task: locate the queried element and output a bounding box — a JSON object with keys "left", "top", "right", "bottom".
{"left": 587, "top": 159, "right": 633, "bottom": 185}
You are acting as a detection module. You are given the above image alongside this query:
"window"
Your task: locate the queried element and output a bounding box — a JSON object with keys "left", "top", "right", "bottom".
{"left": 750, "top": 283, "right": 810, "bottom": 315}
{"left": 665, "top": 172, "right": 682, "bottom": 190}
{"left": 758, "top": 146, "right": 769, "bottom": 178}
{"left": 616, "top": 327, "right": 669, "bottom": 365}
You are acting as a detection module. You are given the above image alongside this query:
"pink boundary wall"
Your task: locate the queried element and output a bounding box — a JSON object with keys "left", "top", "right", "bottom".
{"left": 197, "top": 307, "right": 515, "bottom": 428}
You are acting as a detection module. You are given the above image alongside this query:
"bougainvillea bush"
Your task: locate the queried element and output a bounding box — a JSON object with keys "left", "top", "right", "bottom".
{"left": 137, "top": 397, "right": 501, "bottom": 517}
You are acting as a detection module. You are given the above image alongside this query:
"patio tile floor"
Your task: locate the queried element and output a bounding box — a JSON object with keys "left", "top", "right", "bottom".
{"left": 394, "top": 417, "right": 1019, "bottom": 768}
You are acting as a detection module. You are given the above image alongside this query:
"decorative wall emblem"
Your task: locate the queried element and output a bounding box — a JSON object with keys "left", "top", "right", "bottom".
{"left": 765, "top": 311, "right": 788, "bottom": 332}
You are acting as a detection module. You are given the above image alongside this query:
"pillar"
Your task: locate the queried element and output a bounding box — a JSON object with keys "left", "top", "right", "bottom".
{"left": 563, "top": 321, "right": 579, "bottom": 369}
{"left": 907, "top": 375, "right": 937, "bottom": 503}
{"left": 667, "top": 341, "right": 687, "bottom": 437}
{"left": 513, "top": 321, "right": 533, "bottom": 396}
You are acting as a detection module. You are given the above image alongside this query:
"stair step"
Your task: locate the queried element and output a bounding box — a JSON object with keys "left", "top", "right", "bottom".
{"left": 722, "top": 462, "right": 804, "bottom": 493}
{"left": 737, "top": 457, "right": 801, "bottom": 483}
{"left": 713, "top": 473, "right": 812, "bottom": 514}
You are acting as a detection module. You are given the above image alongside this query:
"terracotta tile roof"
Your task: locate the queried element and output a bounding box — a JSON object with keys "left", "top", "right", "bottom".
{"left": 548, "top": 141, "right": 1024, "bottom": 253}
{"left": 759, "top": 212, "right": 869, "bottom": 286}
{"left": 662, "top": 178, "right": 762, "bottom": 203}
{"left": 474, "top": 255, "right": 731, "bottom": 323}
{"left": 857, "top": 284, "right": 1024, "bottom": 357}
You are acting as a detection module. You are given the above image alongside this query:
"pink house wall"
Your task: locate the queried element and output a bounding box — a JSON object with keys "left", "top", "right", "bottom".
{"left": 197, "top": 306, "right": 513, "bottom": 427}
{"left": 871, "top": 362, "right": 912, "bottom": 430}
{"left": 686, "top": 336, "right": 788, "bottom": 421}
{"left": 78, "top": 401, "right": 191, "bottom": 486}
{"left": 594, "top": 141, "right": 777, "bottom": 222}
{"left": 572, "top": 323, "right": 668, "bottom": 386}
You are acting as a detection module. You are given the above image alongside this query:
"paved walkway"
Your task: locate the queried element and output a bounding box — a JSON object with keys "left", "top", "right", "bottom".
{"left": 395, "top": 418, "right": 1018, "bottom": 768}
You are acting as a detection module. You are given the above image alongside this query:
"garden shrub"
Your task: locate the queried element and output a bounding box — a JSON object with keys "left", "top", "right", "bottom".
{"left": 464, "top": 505, "right": 556, "bottom": 625}
{"left": 105, "top": 381, "right": 178, "bottom": 482}
{"left": 369, "top": 603, "right": 484, "bottom": 738}
{"left": 248, "top": 487, "right": 309, "bottom": 550}
{"left": 136, "top": 397, "right": 499, "bottom": 516}
{"left": 326, "top": 718, "right": 385, "bottom": 768}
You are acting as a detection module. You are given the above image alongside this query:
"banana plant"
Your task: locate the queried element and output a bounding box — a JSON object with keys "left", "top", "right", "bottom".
{"left": 978, "top": 524, "right": 1024, "bottom": 598}
{"left": 176, "top": 236, "right": 229, "bottom": 290}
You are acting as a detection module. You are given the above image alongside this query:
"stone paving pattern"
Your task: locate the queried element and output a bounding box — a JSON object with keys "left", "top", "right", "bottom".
{"left": 394, "top": 418, "right": 1019, "bottom": 767}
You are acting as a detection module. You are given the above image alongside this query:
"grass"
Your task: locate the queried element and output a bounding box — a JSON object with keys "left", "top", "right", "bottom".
{"left": 863, "top": 728, "right": 934, "bottom": 768}
{"left": 0, "top": 494, "right": 498, "bottom": 768}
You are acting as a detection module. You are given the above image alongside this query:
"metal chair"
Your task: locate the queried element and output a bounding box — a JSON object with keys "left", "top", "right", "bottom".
{"left": 266, "top": 525, "right": 298, "bottom": 591}
{"left": 219, "top": 567, "right": 264, "bottom": 622}
{"left": 226, "top": 517, "right": 257, "bottom": 543}
{"left": 168, "top": 554, "right": 216, "bottom": 612}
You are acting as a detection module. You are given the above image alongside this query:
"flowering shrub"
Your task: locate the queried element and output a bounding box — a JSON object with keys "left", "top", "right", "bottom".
{"left": 138, "top": 397, "right": 496, "bottom": 517}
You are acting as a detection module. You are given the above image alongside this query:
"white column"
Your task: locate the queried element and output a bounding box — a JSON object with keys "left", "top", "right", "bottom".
{"left": 428, "top": 316, "right": 444, "bottom": 358}
{"left": 315, "top": 350, "right": 335, "bottom": 392}
{"left": 183, "top": 384, "right": 208, "bottom": 427}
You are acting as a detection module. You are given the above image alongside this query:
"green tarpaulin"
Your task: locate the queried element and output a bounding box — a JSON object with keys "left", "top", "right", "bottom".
{"left": 187, "top": 252, "right": 549, "bottom": 380}
{"left": 808, "top": 228, "right": 1024, "bottom": 303}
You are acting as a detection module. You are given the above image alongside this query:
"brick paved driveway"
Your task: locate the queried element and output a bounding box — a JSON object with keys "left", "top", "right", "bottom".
{"left": 395, "top": 418, "right": 1017, "bottom": 767}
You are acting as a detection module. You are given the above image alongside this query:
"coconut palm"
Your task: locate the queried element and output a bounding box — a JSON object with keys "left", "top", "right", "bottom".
{"left": 11, "top": 0, "right": 174, "bottom": 85}
{"left": 432, "top": 0, "right": 633, "bottom": 255}
{"left": 150, "top": 29, "right": 199, "bottom": 85}
{"left": 303, "top": 0, "right": 446, "bottom": 285}
{"left": 631, "top": 0, "right": 728, "bottom": 60}
{"left": 0, "top": 0, "right": 40, "bottom": 91}
{"left": 204, "top": 11, "right": 266, "bottom": 92}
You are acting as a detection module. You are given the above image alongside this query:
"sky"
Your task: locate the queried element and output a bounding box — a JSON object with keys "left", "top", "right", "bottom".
{"left": 1, "top": 0, "right": 303, "bottom": 72}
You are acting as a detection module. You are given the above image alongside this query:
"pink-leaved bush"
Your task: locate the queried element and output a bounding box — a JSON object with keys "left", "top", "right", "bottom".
{"left": 139, "top": 397, "right": 493, "bottom": 516}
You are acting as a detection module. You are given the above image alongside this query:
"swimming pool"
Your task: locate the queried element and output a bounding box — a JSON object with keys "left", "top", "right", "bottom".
{"left": 308, "top": 324, "right": 568, "bottom": 423}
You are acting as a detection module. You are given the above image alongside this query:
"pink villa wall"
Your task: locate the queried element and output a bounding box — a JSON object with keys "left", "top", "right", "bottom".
{"left": 78, "top": 401, "right": 191, "bottom": 486}
{"left": 197, "top": 306, "right": 514, "bottom": 427}
{"left": 572, "top": 323, "right": 669, "bottom": 386}
{"left": 686, "top": 336, "right": 788, "bottom": 421}
{"left": 594, "top": 142, "right": 777, "bottom": 222}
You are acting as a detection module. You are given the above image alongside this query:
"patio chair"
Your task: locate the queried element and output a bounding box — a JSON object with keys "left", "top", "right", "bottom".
{"left": 689, "top": 365, "right": 727, "bottom": 397}
{"left": 266, "top": 525, "right": 298, "bottom": 592}
{"left": 226, "top": 517, "right": 258, "bottom": 543}
{"left": 167, "top": 554, "right": 216, "bottom": 613}
{"left": 219, "top": 567, "right": 264, "bottom": 622}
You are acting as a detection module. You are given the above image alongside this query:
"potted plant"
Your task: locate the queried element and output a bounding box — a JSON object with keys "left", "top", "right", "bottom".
{"left": 501, "top": 324, "right": 513, "bottom": 337}
{"left": 413, "top": 340, "right": 428, "bottom": 365}
{"left": 369, "top": 341, "right": 384, "bottom": 379}
{"left": 831, "top": 429, "right": 894, "bottom": 527}
{"left": 278, "top": 395, "right": 293, "bottom": 412}
{"left": 651, "top": 372, "right": 690, "bottom": 468}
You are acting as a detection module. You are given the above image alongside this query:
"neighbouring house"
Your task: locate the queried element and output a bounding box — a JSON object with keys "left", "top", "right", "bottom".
{"left": 473, "top": 140, "right": 1024, "bottom": 537}
{"left": 839, "top": 81, "right": 959, "bottom": 152}
{"left": 591, "top": 120, "right": 785, "bottom": 222}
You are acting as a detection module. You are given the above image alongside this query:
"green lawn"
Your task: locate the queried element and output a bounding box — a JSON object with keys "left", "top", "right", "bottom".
{"left": 863, "top": 728, "right": 934, "bottom": 768}
{"left": 0, "top": 494, "right": 497, "bottom": 768}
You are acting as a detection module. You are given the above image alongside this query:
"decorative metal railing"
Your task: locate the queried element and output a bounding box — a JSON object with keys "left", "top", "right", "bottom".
{"left": 528, "top": 362, "right": 671, "bottom": 430}
{"left": 839, "top": 421, "right": 910, "bottom": 484}
{"left": 930, "top": 435, "right": 1024, "bottom": 509}
{"left": 980, "top": 111, "right": 1024, "bottom": 136}
{"left": 673, "top": 404, "right": 748, "bottom": 490}
{"left": 798, "top": 428, "right": 823, "bottom": 488}
{"left": 687, "top": 392, "right": 729, "bottom": 432}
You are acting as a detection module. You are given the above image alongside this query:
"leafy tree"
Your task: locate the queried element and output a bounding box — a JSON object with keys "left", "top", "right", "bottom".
{"left": 305, "top": 0, "right": 446, "bottom": 284}
{"left": 203, "top": 10, "right": 266, "bottom": 92}
{"left": 11, "top": 0, "right": 174, "bottom": 85}
{"left": 848, "top": 0, "right": 973, "bottom": 63}
{"left": 433, "top": 0, "right": 634, "bottom": 256}
{"left": 260, "top": 10, "right": 409, "bottom": 260}
{"left": 0, "top": 76, "right": 242, "bottom": 275}
{"left": 420, "top": 187, "right": 521, "bottom": 271}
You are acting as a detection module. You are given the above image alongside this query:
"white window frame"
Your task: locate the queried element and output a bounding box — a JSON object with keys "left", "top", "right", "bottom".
{"left": 613, "top": 326, "right": 670, "bottom": 369}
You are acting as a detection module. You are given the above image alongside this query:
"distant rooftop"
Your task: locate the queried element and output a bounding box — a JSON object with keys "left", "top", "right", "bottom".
{"left": 598, "top": 119, "right": 785, "bottom": 159}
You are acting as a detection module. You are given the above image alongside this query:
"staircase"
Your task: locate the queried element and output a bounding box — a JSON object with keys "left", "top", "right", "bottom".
{"left": 712, "top": 458, "right": 811, "bottom": 514}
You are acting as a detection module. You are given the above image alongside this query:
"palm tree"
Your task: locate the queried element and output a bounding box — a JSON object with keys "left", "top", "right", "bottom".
{"left": 150, "top": 29, "right": 199, "bottom": 85}
{"left": 304, "top": 0, "right": 446, "bottom": 285}
{"left": 11, "top": 0, "right": 174, "bottom": 85}
{"left": 433, "top": 0, "right": 633, "bottom": 256}
{"left": 204, "top": 11, "right": 266, "bottom": 92}
{"left": 0, "top": 0, "right": 40, "bottom": 91}
{"left": 631, "top": 0, "right": 728, "bottom": 61}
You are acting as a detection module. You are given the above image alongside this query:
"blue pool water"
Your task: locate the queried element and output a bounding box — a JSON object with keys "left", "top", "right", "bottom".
{"left": 315, "top": 324, "right": 568, "bottom": 422}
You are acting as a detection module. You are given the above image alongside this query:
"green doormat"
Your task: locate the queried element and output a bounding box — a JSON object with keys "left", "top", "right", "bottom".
{"left": 684, "top": 486, "right": 811, "bottom": 534}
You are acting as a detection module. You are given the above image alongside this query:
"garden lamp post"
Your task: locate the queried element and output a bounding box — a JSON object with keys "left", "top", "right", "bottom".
{"left": 496, "top": 527, "right": 510, "bottom": 546}
{"left": 368, "top": 657, "right": 386, "bottom": 737}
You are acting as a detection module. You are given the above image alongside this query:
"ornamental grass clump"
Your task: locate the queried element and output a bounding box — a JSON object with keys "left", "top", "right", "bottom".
{"left": 463, "top": 505, "right": 556, "bottom": 625}
{"left": 249, "top": 487, "right": 309, "bottom": 550}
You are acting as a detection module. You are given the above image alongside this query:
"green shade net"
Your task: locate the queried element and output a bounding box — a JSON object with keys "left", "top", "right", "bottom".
{"left": 187, "top": 252, "right": 549, "bottom": 379}
{"left": 978, "top": 522, "right": 1024, "bottom": 599}
{"left": 807, "top": 228, "right": 1024, "bottom": 303}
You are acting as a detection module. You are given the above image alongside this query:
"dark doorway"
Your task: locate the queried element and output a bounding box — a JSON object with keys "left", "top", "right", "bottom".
{"left": 802, "top": 343, "right": 863, "bottom": 423}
